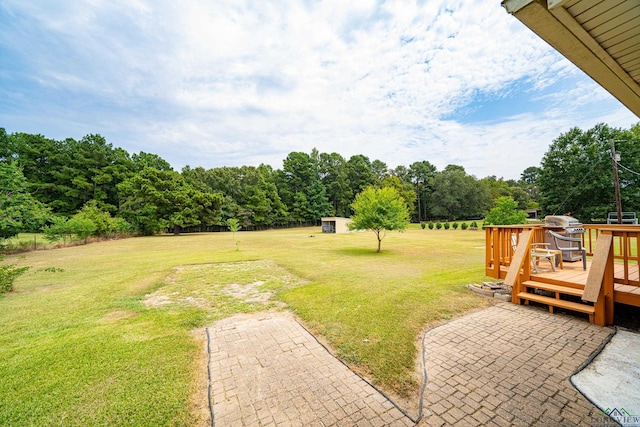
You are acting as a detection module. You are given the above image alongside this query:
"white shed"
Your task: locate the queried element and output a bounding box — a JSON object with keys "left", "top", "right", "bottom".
{"left": 321, "top": 217, "right": 352, "bottom": 234}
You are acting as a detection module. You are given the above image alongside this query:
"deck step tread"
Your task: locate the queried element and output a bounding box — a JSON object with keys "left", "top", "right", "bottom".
{"left": 516, "top": 292, "right": 595, "bottom": 314}
{"left": 522, "top": 281, "right": 584, "bottom": 297}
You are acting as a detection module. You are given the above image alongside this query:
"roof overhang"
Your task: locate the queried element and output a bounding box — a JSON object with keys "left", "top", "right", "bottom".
{"left": 501, "top": 0, "right": 640, "bottom": 118}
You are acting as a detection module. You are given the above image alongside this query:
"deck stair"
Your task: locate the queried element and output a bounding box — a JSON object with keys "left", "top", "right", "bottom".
{"left": 517, "top": 280, "right": 595, "bottom": 322}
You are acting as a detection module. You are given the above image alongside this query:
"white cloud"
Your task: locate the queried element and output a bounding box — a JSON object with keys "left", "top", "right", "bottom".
{"left": 0, "top": 0, "right": 637, "bottom": 179}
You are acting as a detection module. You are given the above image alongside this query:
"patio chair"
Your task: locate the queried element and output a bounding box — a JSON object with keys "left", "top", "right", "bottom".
{"left": 547, "top": 230, "right": 587, "bottom": 271}
{"left": 511, "top": 233, "right": 558, "bottom": 273}
{"left": 530, "top": 243, "right": 558, "bottom": 273}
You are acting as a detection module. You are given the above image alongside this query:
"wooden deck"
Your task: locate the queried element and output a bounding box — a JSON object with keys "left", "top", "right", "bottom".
{"left": 532, "top": 261, "right": 640, "bottom": 307}
{"left": 487, "top": 225, "right": 640, "bottom": 326}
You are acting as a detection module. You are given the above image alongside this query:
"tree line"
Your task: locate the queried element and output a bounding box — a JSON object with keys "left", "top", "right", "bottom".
{"left": 537, "top": 122, "right": 640, "bottom": 223}
{"left": 0, "top": 129, "right": 537, "bottom": 238}
{"left": 2, "top": 121, "right": 638, "bottom": 241}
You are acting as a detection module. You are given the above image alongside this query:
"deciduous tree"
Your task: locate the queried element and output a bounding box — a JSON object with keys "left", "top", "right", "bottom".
{"left": 429, "top": 165, "right": 491, "bottom": 221}
{"left": 349, "top": 186, "right": 410, "bottom": 252}
{"left": 537, "top": 123, "right": 631, "bottom": 222}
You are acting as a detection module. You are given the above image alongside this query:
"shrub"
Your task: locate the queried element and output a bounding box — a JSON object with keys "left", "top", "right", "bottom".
{"left": 420, "top": 222, "right": 426, "bottom": 229}
{"left": 428, "top": 222, "right": 434, "bottom": 230}
{"left": 470, "top": 221, "right": 478, "bottom": 230}
{"left": 44, "top": 216, "right": 70, "bottom": 243}
{"left": 435, "top": 222, "right": 442, "bottom": 230}
{"left": 452, "top": 222, "right": 459, "bottom": 230}
{"left": 66, "top": 217, "right": 97, "bottom": 243}
{"left": 461, "top": 222, "right": 468, "bottom": 230}
{"left": 443, "top": 222, "right": 450, "bottom": 230}
{"left": 483, "top": 196, "right": 528, "bottom": 225}
{"left": 0, "top": 255, "right": 29, "bottom": 294}
{"left": 75, "top": 202, "right": 112, "bottom": 236}
{"left": 107, "top": 217, "right": 132, "bottom": 238}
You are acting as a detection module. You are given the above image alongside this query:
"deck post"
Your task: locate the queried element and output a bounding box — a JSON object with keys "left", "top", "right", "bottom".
{"left": 493, "top": 227, "right": 501, "bottom": 278}
{"left": 604, "top": 239, "right": 615, "bottom": 326}
{"left": 584, "top": 233, "right": 614, "bottom": 326}
{"left": 486, "top": 227, "right": 501, "bottom": 278}
{"left": 504, "top": 230, "right": 532, "bottom": 304}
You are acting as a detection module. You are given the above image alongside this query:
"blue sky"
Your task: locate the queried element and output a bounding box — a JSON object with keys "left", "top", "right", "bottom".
{"left": 0, "top": 0, "right": 637, "bottom": 179}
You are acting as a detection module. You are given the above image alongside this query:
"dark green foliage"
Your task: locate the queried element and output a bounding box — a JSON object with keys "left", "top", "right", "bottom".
{"left": 371, "top": 159, "right": 389, "bottom": 184}
{"left": 452, "top": 222, "right": 459, "bottom": 229}
{"left": 461, "top": 222, "right": 468, "bottom": 230}
{"left": 408, "top": 160, "right": 437, "bottom": 223}
{"left": 428, "top": 222, "right": 434, "bottom": 230}
{"left": 0, "top": 162, "right": 50, "bottom": 239}
{"left": 420, "top": 222, "right": 426, "bottom": 229}
{"left": 435, "top": 222, "right": 442, "bottom": 229}
{"left": 221, "top": 165, "right": 287, "bottom": 228}
{"left": 25, "top": 120, "right": 640, "bottom": 235}
{"left": 538, "top": 123, "right": 640, "bottom": 222}
{"left": 429, "top": 165, "right": 492, "bottom": 221}
{"left": 318, "top": 152, "right": 352, "bottom": 217}
{"left": 277, "top": 150, "right": 331, "bottom": 223}
{"left": 521, "top": 166, "right": 541, "bottom": 185}
{"left": 118, "top": 168, "right": 223, "bottom": 235}
{"left": 346, "top": 155, "right": 376, "bottom": 199}
{"left": 0, "top": 255, "right": 29, "bottom": 294}
{"left": 132, "top": 151, "right": 173, "bottom": 171}
{"left": 7, "top": 132, "right": 139, "bottom": 216}
{"left": 443, "top": 222, "right": 450, "bottom": 230}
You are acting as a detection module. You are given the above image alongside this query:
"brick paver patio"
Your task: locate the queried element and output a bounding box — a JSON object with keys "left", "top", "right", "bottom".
{"left": 206, "top": 303, "right": 614, "bottom": 426}
{"left": 421, "top": 303, "right": 614, "bottom": 426}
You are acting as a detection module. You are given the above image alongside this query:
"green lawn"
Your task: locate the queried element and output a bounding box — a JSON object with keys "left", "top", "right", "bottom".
{"left": 0, "top": 226, "right": 493, "bottom": 426}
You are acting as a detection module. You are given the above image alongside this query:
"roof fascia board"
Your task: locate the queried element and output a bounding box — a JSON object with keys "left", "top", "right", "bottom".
{"left": 501, "top": 0, "right": 535, "bottom": 14}
{"left": 547, "top": 0, "right": 569, "bottom": 10}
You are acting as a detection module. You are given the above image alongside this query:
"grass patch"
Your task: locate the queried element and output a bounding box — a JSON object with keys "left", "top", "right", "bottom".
{"left": 0, "top": 227, "right": 492, "bottom": 425}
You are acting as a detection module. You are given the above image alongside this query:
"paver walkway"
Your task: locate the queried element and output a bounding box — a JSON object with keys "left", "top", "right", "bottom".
{"left": 207, "top": 312, "right": 414, "bottom": 426}
{"left": 206, "top": 303, "right": 614, "bottom": 426}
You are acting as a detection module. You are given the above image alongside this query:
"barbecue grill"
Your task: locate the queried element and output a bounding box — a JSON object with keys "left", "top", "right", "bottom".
{"left": 543, "top": 215, "right": 586, "bottom": 262}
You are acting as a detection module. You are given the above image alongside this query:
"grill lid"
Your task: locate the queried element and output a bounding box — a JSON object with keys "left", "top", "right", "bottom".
{"left": 544, "top": 215, "right": 582, "bottom": 228}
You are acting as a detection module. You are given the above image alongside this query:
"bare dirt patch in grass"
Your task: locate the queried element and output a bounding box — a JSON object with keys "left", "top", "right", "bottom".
{"left": 221, "top": 281, "right": 279, "bottom": 305}
{"left": 143, "top": 259, "right": 308, "bottom": 310}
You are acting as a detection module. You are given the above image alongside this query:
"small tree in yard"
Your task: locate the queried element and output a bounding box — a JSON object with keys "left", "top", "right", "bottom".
{"left": 484, "top": 196, "right": 528, "bottom": 225}
{"left": 0, "top": 255, "right": 29, "bottom": 295}
{"left": 349, "top": 186, "right": 410, "bottom": 252}
{"left": 227, "top": 218, "right": 241, "bottom": 251}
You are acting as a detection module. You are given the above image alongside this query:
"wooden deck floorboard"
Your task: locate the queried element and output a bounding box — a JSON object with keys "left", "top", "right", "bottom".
{"left": 516, "top": 260, "right": 640, "bottom": 306}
